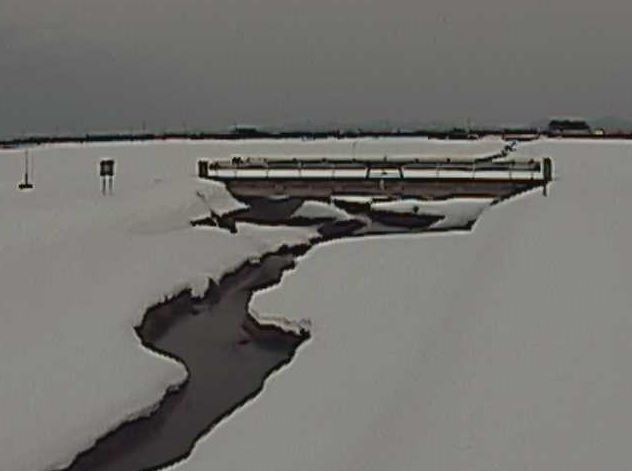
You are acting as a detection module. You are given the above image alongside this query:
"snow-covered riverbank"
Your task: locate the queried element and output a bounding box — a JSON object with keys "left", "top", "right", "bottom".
{"left": 172, "top": 140, "right": 632, "bottom": 471}
{"left": 0, "top": 138, "right": 507, "bottom": 471}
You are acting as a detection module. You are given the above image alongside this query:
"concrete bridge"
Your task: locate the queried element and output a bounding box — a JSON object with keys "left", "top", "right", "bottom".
{"left": 198, "top": 156, "right": 553, "bottom": 201}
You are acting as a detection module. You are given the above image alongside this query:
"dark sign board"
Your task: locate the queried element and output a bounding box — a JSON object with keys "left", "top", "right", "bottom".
{"left": 100, "top": 159, "right": 115, "bottom": 177}
{"left": 198, "top": 160, "right": 209, "bottom": 178}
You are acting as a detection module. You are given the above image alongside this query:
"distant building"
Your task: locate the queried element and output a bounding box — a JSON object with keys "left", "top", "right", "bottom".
{"left": 229, "top": 124, "right": 265, "bottom": 137}
{"left": 548, "top": 119, "right": 592, "bottom": 136}
{"left": 447, "top": 128, "right": 478, "bottom": 140}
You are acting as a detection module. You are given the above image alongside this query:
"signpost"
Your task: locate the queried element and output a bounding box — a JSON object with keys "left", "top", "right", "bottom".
{"left": 542, "top": 157, "right": 553, "bottom": 196}
{"left": 100, "top": 159, "right": 115, "bottom": 195}
{"left": 198, "top": 160, "right": 209, "bottom": 179}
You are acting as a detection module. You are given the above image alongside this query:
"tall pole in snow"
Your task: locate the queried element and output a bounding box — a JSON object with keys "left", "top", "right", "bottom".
{"left": 18, "top": 150, "right": 34, "bottom": 190}
{"left": 24, "top": 150, "right": 29, "bottom": 185}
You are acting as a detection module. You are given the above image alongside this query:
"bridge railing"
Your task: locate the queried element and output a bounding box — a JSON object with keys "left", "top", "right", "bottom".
{"left": 198, "top": 157, "right": 550, "bottom": 182}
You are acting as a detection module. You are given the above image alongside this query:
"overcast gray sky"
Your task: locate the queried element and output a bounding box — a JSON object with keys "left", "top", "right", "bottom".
{"left": 2, "top": 0, "right": 632, "bottom": 137}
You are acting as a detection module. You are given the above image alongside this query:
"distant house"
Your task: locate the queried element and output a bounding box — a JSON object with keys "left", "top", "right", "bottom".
{"left": 548, "top": 119, "right": 592, "bottom": 136}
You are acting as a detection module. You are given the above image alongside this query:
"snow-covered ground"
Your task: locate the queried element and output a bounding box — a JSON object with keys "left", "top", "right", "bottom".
{"left": 172, "top": 140, "right": 632, "bottom": 471}
{"left": 0, "top": 138, "right": 507, "bottom": 471}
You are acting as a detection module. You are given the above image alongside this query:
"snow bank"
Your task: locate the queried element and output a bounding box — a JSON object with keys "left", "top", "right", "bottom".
{"left": 331, "top": 195, "right": 374, "bottom": 205}
{"left": 171, "top": 140, "right": 632, "bottom": 471}
{"left": 290, "top": 201, "right": 352, "bottom": 221}
{"left": 249, "top": 307, "right": 312, "bottom": 337}
{"left": 0, "top": 194, "right": 313, "bottom": 471}
{"left": 0, "top": 142, "right": 316, "bottom": 471}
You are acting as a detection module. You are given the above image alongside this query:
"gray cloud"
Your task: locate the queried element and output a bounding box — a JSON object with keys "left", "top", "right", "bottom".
{"left": 2, "top": 0, "right": 632, "bottom": 137}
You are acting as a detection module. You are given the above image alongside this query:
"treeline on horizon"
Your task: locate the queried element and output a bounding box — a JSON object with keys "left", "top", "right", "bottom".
{"left": 3, "top": 126, "right": 632, "bottom": 148}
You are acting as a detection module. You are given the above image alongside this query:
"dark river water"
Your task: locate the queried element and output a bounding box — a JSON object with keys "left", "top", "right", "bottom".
{"left": 64, "top": 246, "right": 310, "bottom": 471}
